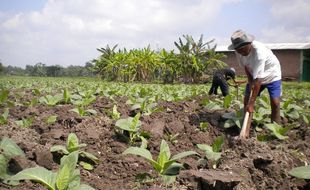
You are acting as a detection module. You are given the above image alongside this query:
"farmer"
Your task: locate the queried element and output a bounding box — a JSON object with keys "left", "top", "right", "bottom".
{"left": 208, "top": 67, "right": 244, "bottom": 96}
{"left": 228, "top": 29, "right": 282, "bottom": 125}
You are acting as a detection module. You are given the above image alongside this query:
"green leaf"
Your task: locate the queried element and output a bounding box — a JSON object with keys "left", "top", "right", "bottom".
{"left": 63, "top": 88, "right": 71, "bottom": 103}
{"left": 115, "top": 117, "right": 141, "bottom": 132}
{"left": 289, "top": 165, "right": 310, "bottom": 179}
{"left": 79, "top": 161, "right": 94, "bottom": 171}
{"left": 0, "top": 137, "right": 25, "bottom": 159}
{"left": 78, "top": 184, "right": 96, "bottom": 190}
{"left": 50, "top": 145, "right": 69, "bottom": 154}
{"left": 123, "top": 147, "right": 153, "bottom": 161}
{"left": 158, "top": 140, "right": 171, "bottom": 164}
{"left": 162, "top": 162, "right": 183, "bottom": 176}
{"left": 130, "top": 112, "right": 141, "bottom": 130}
{"left": 67, "top": 169, "right": 81, "bottom": 190}
{"left": 10, "top": 167, "right": 57, "bottom": 190}
{"left": 212, "top": 135, "right": 224, "bottom": 152}
{"left": 80, "top": 151, "right": 99, "bottom": 163}
{"left": 46, "top": 115, "right": 57, "bottom": 125}
{"left": 56, "top": 164, "right": 71, "bottom": 190}
{"left": 0, "top": 154, "right": 9, "bottom": 179}
{"left": 170, "top": 151, "right": 198, "bottom": 162}
{"left": 265, "top": 123, "right": 289, "bottom": 140}
{"left": 67, "top": 133, "right": 80, "bottom": 152}
{"left": 223, "top": 95, "right": 232, "bottom": 108}
{"left": 86, "top": 109, "right": 97, "bottom": 115}
{"left": 59, "top": 151, "right": 79, "bottom": 177}
{"left": 0, "top": 89, "right": 9, "bottom": 105}
{"left": 197, "top": 144, "right": 221, "bottom": 161}
{"left": 123, "top": 147, "right": 160, "bottom": 171}
{"left": 223, "top": 119, "right": 235, "bottom": 128}
{"left": 112, "top": 105, "right": 120, "bottom": 120}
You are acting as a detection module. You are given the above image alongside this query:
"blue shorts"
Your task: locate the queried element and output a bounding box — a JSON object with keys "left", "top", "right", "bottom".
{"left": 246, "top": 80, "right": 282, "bottom": 98}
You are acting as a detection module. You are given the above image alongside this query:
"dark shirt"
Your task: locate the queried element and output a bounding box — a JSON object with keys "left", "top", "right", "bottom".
{"left": 214, "top": 68, "right": 235, "bottom": 81}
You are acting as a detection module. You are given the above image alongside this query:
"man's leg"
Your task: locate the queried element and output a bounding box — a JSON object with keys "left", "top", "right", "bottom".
{"left": 267, "top": 80, "right": 282, "bottom": 124}
{"left": 220, "top": 80, "right": 229, "bottom": 96}
{"left": 271, "top": 97, "right": 281, "bottom": 123}
{"left": 208, "top": 80, "right": 216, "bottom": 95}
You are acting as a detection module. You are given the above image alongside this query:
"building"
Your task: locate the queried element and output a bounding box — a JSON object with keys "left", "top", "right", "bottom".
{"left": 216, "top": 43, "right": 310, "bottom": 81}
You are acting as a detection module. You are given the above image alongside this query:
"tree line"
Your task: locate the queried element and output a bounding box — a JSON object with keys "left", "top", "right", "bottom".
{"left": 0, "top": 62, "right": 95, "bottom": 77}
{"left": 1, "top": 34, "right": 227, "bottom": 83}
{"left": 92, "top": 35, "right": 227, "bottom": 83}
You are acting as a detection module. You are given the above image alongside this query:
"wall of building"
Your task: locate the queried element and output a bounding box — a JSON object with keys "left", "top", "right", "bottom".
{"left": 218, "top": 50, "right": 301, "bottom": 81}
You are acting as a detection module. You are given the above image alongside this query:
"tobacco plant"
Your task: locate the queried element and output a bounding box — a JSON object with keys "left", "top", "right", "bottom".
{"left": 11, "top": 151, "right": 95, "bottom": 190}
{"left": 50, "top": 133, "right": 99, "bottom": 170}
{"left": 123, "top": 139, "right": 198, "bottom": 185}
{"left": 264, "top": 122, "right": 291, "bottom": 140}
{"left": 14, "top": 117, "right": 33, "bottom": 128}
{"left": 69, "top": 106, "right": 97, "bottom": 117}
{"left": 106, "top": 105, "right": 120, "bottom": 120}
{"left": 39, "top": 94, "right": 63, "bottom": 106}
{"left": 0, "top": 137, "right": 25, "bottom": 186}
{"left": 197, "top": 135, "right": 224, "bottom": 169}
{"left": 0, "top": 89, "right": 9, "bottom": 106}
{"left": 0, "top": 108, "right": 9, "bottom": 125}
{"left": 114, "top": 112, "right": 147, "bottom": 146}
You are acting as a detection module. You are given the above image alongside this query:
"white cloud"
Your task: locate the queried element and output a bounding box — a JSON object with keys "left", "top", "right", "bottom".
{"left": 260, "top": 0, "right": 310, "bottom": 43}
{"left": 1, "top": 0, "right": 309, "bottom": 68}
{"left": 1, "top": 0, "right": 234, "bottom": 68}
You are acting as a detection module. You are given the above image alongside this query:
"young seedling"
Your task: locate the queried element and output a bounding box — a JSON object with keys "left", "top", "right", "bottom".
{"left": 198, "top": 122, "right": 209, "bottom": 132}
{"left": 0, "top": 108, "right": 9, "bottom": 125}
{"left": 45, "top": 115, "right": 58, "bottom": 125}
{"left": 14, "top": 117, "right": 33, "bottom": 128}
{"left": 197, "top": 135, "right": 224, "bottom": 169}
{"left": 0, "top": 89, "right": 9, "bottom": 106}
{"left": 115, "top": 112, "right": 145, "bottom": 145}
{"left": 50, "top": 133, "right": 99, "bottom": 170}
{"left": 69, "top": 106, "right": 97, "bottom": 117}
{"left": 264, "top": 122, "right": 291, "bottom": 140}
{"left": 0, "top": 137, "right": 25, "bottom": 186}
{"left": 11, "top": 151, "right": 95, "bottom": 190}
{"left": 123, "top": 139, "right": 198, "bottom": 185}
{"left": 106, "top": 105, "right": 121, "bottom": 120}
{"left": 39, "top": 94, "right": 63, "bottom": 106}
{"left": 126, "top": 97, "right": 158, "bottom": 116}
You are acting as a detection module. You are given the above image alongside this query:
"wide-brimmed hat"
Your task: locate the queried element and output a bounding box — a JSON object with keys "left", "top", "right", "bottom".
{"left": 228, "top": 30, "right": 254, "bottom": 50}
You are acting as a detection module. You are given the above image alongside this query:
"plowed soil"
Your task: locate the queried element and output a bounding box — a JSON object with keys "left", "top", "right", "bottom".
{"left": 1, "top": 94, "right": 309, "bottom": 190}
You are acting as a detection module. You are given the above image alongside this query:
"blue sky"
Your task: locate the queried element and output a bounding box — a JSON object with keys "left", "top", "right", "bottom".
{"left": 0, "top": 0, "right": 309, "bottom": 68}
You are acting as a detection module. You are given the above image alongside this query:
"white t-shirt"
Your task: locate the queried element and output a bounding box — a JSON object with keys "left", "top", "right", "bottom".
{"left": 236, "top": 40, "right": 281, "bottom": 84}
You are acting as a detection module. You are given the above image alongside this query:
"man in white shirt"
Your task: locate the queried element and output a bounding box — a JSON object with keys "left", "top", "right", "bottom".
{"left": 228, "top": 30, "right": 282, "bottom": 138}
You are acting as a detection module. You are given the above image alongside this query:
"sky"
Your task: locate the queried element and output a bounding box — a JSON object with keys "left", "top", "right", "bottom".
{"left": 0, "top": 0, "right": 309, "bottom": 68}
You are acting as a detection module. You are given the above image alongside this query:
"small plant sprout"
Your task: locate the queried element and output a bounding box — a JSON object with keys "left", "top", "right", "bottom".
{"left": 50, "top": 133, "right": 99, "bottom": 170}
{"left": 0, "top": 108, "right": 9, "bottom": 125}
{"left": 197, "top": 135, "right": 224, "bottom": 169}
{"left": 198, "top": 122, "right": 209, "bottom": 131}
{"left": 123, "top": 139, "right": 198, "bottom": 185}
{"left": 0, "top": 89, "right": 9, "bottom": 106}
{"left": 115, "top": 112, "right": 146, "bottom": 145}
{"left": 46, "top": 115, "right": 58, "bottom": 125}
{"left": 265, "top": 122, "right": 291, "bottom": 140}
{"left": 14, "top": 117, "right": 33, "bottom": 128}
{"left": 39, "top": 94, "right": 63, "bottom": 106}
{"left": 164, "top": 132, "right": 179, "bottom": 145}
{"left": 11, "top": 151, "right": 95, "bottom": 190}
{"left": 0, "top": 137, "right": 25, "bottom": 186}
{"left": 106, "top": 105, "right": 121, "bottom": 120}
{"left": 69, "top": 106, "right": 97, "bottom": 117}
